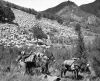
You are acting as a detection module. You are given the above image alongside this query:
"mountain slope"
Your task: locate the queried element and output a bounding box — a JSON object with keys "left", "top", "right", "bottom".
{"left": 0, "top": 8, "right": 75, "bottom": 47}
{"left": 0, "top": 7, "right": 95, "bottom": 48}
{"left": 42, "top": 0, "right": 93, "bottom": 24}
{"left": 80, "top": 0, "right": 100, "bottom": 17}
{"left": 0, "top": 0, "right": 97, "bottom": 48}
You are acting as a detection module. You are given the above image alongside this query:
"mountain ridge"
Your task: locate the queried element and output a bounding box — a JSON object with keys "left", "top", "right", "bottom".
{"left": 42, "top": 1, "right": 77, "bottom": 14}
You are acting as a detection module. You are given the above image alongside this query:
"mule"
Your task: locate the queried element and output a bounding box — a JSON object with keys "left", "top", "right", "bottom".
{"left": 17, "top": 53, "right": 50, "bottom": 75}
{"left": 61, "top": 58, "right": 80, "bottom": 79}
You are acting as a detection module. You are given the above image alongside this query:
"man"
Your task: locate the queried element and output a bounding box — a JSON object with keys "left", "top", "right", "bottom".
{"left": 45, "top": 58, "right": 50, "bottom": 74}
{"left": 42, "top": 56, "right": 50, "bottom": 74}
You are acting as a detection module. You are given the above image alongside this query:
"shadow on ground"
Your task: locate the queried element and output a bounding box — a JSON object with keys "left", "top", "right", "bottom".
{"left": 65, "top": 74, "right": 84, "bottom": 80}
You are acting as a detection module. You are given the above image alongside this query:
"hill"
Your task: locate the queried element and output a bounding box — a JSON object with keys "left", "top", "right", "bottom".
{"left": 42, "top": 1, "right": 76, "bottom": 14}
{"left": 80, "top": 0, "right": 100, "bottom": 18}
{"left": 43, "top": 1, "right": 91, "bottom": 18}
{"left": 42, "top": 0, "right": 91, "bottom": 25}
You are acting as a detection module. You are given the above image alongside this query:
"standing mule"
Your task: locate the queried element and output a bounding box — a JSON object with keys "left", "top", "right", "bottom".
{"left": 61, "top": 58, "right": 80, "bottom": 79}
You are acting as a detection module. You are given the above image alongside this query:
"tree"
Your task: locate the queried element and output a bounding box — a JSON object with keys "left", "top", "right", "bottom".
{"left": 0, "top": 5, "right": 15, "bottom": 22}
{"left": 75, "top": 23, "right": 87, "bottom": 62}
{"left": 31, "top": 23, "right": 48, "bottom": 42}
{"left": 35, "top": 13, "right": 42, "bottom": 20}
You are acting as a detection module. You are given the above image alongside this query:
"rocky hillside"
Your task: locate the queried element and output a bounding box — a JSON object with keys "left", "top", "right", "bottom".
{"left": 0, "top": 7, "right": 96, "bottom": 49}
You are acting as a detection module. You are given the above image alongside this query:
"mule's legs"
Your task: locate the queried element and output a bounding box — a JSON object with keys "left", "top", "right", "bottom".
{"left": 61, "top": 69, "right": 64, "bottom": 78}
{"left": 64, "top": 69, "right": 67, "bottom": 76}
{"left": 25, "top": 63, "right": 30, "bottom": 75}
{"left": 41, "top": 66, "right": 45, "bottom": 74}
{"left": 45, "top": 63, "right": 49, "bottom": 74}
{"left": 74, "top": 69, "right": 78, "bottom": 79}
{"left": 61, "top": 68, "right": 67, "bottom": 78}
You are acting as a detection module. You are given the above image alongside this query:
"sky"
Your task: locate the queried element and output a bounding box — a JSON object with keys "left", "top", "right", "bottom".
{"left": 4, "top": 0, "right": 95, "bottom": 11}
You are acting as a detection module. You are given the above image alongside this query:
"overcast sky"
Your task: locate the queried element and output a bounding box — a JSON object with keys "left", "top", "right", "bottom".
{"left": 4, "top": 0, "right": 95, "bottom": 11}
